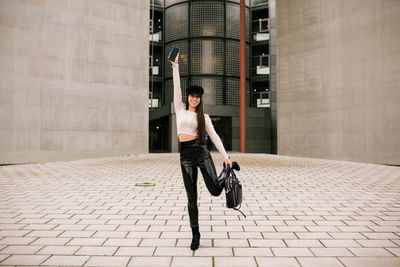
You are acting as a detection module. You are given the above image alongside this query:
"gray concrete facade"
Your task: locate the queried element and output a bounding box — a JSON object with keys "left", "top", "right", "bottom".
{"left": 276, "top": 0, "right": 400, "bottom": 165}
{"left": 0, "top": 1, "right": 150, "bottom": 164}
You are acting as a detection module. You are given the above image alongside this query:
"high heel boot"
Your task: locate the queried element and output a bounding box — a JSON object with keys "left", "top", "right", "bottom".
{"left": 231, "top": 161, "right": 240, "bottom": 171}
{"left": 190, "top": 226, "right": 200, "bottom": 250}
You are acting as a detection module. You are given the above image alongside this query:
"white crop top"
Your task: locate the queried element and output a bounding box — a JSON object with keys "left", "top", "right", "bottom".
{"left": 173, "top": 64, "right": 229, "bottom": 160}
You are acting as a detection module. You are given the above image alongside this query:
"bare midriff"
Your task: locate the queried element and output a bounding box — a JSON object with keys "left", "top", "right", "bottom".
{"left": 179, "top": 134, "right": 197, "bottom": 142}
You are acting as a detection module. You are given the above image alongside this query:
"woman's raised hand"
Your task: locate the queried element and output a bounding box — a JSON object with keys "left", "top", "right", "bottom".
{"left": 168, "top": 52, "right": 179, "bottom": 65}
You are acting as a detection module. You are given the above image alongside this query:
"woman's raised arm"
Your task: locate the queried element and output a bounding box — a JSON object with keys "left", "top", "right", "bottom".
{"left": 169, "top": 52, "right": 185, "bottom": 112}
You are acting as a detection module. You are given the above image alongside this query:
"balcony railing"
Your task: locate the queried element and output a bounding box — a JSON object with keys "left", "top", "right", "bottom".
{"left": 149, "top": 92, "right": 160, "bottom": 109}
{"left": 150, "top": 31, "right": 162, "bottom": 42}
{"left": 251, "top": 0, "right": 268, "bottom": 7}
{"left": 150, "top": 18, "right": 163, "bottom": 41}
{"left": 252, "top": 18, "right": 269, "bottom": 41}
{"left": 149, "top": 55, "right": 161, "bottom": 76}
{"left": 251, "top": 91, "right": 270, "bottom": 108}
{"left": 252, "top": 55, "right": 269, "bottom": 75}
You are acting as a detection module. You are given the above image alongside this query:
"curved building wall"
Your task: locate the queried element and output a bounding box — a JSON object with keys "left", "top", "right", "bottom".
{"left": 164, "top": 0, "right": 250, "bottom": 107}
{"left": 276, "top": 0, "right": 400, "bottom": 165}
{"left": 0, "top": 1, "right": 149, "bottom": 164}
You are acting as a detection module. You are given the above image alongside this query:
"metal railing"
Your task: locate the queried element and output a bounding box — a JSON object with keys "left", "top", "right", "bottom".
{"left": 251, "top": 91, "right": 270, "bottom": 108}
{"left": 252, "top": 55, "right": 269, "bottom": 75}
{"left": 251, "top": 0, "right": 268, "bottom": 7}
{"left": 252, "top": 18, "right": 269, "bottom": 41}
{"left": 149, "top": 55, "right": 161, "bottom": 76}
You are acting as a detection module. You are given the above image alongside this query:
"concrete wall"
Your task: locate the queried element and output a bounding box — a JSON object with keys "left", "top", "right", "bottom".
{"left": 276, "top": 0, "right": 400, "bottom": 165}
{"left": 0, "top": 0, "right": 149, "bottom": 164}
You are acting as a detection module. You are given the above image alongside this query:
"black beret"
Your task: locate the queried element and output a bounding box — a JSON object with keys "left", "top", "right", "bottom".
{"left": 186, "top": 85, "right": 204, "bottom": 96}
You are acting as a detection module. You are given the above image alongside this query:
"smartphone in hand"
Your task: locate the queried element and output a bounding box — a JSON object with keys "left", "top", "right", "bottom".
{"left": 168, "top": 47, "right": 179, "bottom": 62}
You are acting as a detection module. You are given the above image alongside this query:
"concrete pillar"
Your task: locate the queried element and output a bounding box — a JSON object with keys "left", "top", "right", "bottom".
{"left": 276, "top": 0, "right": 400, "bottom": 165}
{"left": 0, "top": 0, "right": 150, "bottom": 164}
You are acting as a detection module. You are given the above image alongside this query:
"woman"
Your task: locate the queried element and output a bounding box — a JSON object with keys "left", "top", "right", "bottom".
{"left": 170, "top": 52, "right": 240, "bottom": 251}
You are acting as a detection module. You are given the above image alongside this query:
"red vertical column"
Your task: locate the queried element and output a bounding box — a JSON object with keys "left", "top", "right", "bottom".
{"left": 240, "top": 0, "right": 246, "bottom": 153}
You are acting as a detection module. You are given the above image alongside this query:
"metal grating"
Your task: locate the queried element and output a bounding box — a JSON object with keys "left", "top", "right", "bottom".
{"left": 225, "top": 41, "right": 250, "bottom": 78}
{"left": 226, "top": 3, "right": 240, "bottom": 39}
{"left": 226, "top": 78, "right": 240, "bottom": 106}
{"left": 190, "top": 1, "right": 224, "bottom": 38}
{"left": 226, "top": 78, "right": 251, "bottom": 106}
{"left": 191, "top": 77, "right": 223, "bottom": 105}
{"left": 226, "top": 3, "right": 250, "bottom": 41}
{"left": 165, "top": 3, "right": 188, "bottom": 42}
{"left": 226, "top": 40, "right": 240, "bottom": 77}
{"left": 191, "top": 39, "right": 224, "bottom": 75}
{"left": 165, "top": 77, "right": 188, "bottom": 106}
{"left": 165, "top": 0, "right": 184, "bottom": 7}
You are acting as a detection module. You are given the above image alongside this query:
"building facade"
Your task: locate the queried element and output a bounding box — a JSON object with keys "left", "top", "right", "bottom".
{"left": 149, "top": 0, "right": 276, "bottom": 154}
{"left": 0, "top": 1, "right": 150, "bottom": 164}
{"left": 277, "top": 0, "right": 400, "bottom": 165}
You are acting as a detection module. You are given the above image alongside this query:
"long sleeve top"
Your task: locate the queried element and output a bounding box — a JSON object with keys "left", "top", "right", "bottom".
{"left": 173, "top": 64, "right": 229, "bottom": 160}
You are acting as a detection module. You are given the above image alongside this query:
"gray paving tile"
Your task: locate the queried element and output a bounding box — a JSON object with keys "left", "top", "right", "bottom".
{"left": 41, "top": 255, "right": 89, "bottom": 266}
{"left": 127, "top": 256, "right": 171, "bottom": 267}
{"left": 1, "top": 254, "right": 49, "bottom": 265}
{"left": 0, "top": 153, "right": 399, "bottom": 265}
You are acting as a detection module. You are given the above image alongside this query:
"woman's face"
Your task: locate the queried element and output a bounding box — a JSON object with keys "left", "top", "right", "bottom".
{"left": 188, "top": 94, "right": 201, "bottom": 109}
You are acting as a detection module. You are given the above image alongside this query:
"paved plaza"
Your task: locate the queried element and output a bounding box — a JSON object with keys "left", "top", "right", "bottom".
{"left": 0, "top": 153, "right": 399, "bottom": 266}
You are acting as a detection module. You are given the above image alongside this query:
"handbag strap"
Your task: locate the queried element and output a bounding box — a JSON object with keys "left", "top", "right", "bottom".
{"left": 234, "top": 204, "right": 247, "bottom": 218}
{"left": 229, "top": 169, "right": 245, "bottom": 217}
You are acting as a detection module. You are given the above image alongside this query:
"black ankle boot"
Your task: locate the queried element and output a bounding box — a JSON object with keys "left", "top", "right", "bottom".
{"left": 190, "top": 226, "right": 200, "bottom": 251}
{"left": 231, "top": 161, "right": 240, "bottom": 171}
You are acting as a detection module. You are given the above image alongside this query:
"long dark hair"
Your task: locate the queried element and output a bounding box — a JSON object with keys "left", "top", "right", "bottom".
{"left": 186, "top": 95, "right": 206, "bottom": 145}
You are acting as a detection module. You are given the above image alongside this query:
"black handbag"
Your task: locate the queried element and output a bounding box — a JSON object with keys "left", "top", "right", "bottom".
{"left": 225, "top": 168, "right": 246, "bottom": 218}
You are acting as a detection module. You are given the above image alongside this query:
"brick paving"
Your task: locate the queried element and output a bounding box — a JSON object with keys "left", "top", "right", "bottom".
{"left": 0, "top": 153, "right": 399, "bottom": 267}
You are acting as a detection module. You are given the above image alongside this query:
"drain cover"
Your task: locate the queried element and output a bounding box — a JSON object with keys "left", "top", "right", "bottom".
{"left": 135, "top": 182, "right": 155, "bottom": 187}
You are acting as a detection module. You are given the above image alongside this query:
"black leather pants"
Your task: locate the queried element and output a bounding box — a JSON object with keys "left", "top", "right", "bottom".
{"left": 180, "top": 139, "right": 225, "bottom": 228}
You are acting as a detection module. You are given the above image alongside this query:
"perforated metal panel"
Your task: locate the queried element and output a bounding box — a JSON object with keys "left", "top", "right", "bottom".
{"left": 191, "top": 77, "right": 223, "bottom": 105}
{"left": 163, "top": 0, "right": 251, "bottom": 108}
{"left": 165, "top": 77, "right": 188, "bottom": 106}
{"left": 226, "top": 3, "right": 250, "bottom": 41}
{"left": 225, "top": 41, "right": 250, "bottom": 78}
{"left": 165, "top": 0, "right": 184, "bottom": 7}
{"left": 191, "top": 1, "right": 224, "bottom": 37}
{"left": 165, "top": 41, "right": 189, "bottom": 78}
{"left": 226, "top": 40, "right": 240, "bottom": 77}
{"left": 226, "top": 78, "right": 240, "bottom": 106}
{"left": 165, "top": 3, "right": 188, "bottom": 42}
{"left": 191, "top": 39, "right": 224, "bottom": 75}
{"left": 226, "top": 3, "right": 240, "bottom": 39}
{"left": 246, "top": 8, "right": 250, "bottom": 41}
{"left": 226, "top": 78, "right": 251, "bottom": 106}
